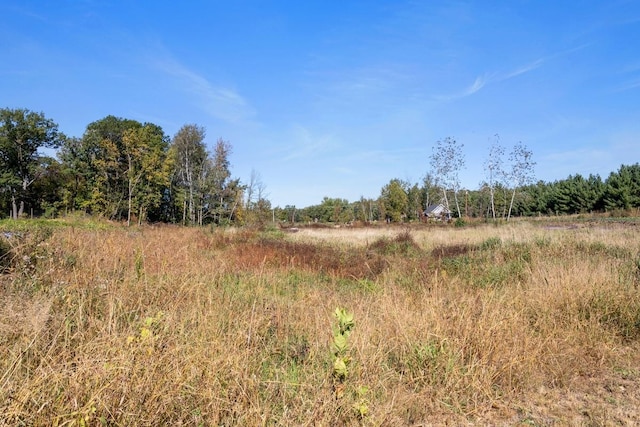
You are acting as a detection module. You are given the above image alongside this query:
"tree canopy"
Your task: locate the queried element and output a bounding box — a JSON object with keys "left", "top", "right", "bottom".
{"left": 3, "top": 107, "right": 640, "bottom": 224}
{"left": 0, "top": 108, "right": 64, "bottom": 218}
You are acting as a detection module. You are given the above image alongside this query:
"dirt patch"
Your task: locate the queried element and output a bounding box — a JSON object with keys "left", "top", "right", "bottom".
{"left": 431, "top": 243, "right": 474, "bottom": 258}
{"left": 543, "top": 224, "right": 579, "bottom": 230}
{"left": 229, "top": 239, "right": 387, "bottom": 280}
{"left": 505, "top": 365, "right": 640, "bottom": 425}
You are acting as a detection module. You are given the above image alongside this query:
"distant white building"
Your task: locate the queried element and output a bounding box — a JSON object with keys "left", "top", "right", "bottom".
{"left": 424, "top": 204, "right": 452, "bottom": 220}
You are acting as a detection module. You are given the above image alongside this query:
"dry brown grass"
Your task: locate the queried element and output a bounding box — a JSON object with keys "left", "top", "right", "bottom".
{"left": 1, "top": 220, "right": 640, "bottom": 425}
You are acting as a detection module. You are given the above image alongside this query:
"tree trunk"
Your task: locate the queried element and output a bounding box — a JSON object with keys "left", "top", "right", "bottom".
{"left": 441, "top": 188, "right": 450, "bottom": 212}
{"left": 453, "top": 190, "right": 461, "bottom": 218}
{"left": 17, "top": 178, "right": 29, "bottom": 218}
{"left": 11, "top": 194, "right": 18, "bottom": 220}
{"left": 507, "top": 188, "right": 516, "bottom": 221}
{"left": 127, "top": 191, "right": 132, "bottom": 226}
{"left": 127, "top": 172, "right": 133, "bottom": 227}
{"left": 489, "top": 186, "right": 496, "bottom": 219}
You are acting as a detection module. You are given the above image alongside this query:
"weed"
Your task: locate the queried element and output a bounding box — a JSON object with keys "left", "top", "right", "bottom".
{"left": 369, "top": 229, "right": 422, "bottom": 256}
{"left": 2, "top": 220, "right": 640, "bottom": 425}
{"left": 332, "top": 307, "right": 354, "bottom": 385}
{"left": 352, "top": 385, "right": 370, "bottom": 419}
{"left": 134, "top": 248, "right": 145, "bottom": 281}
{"left": 479, "top": 236, "right": 501, "bottom": 250}
{"left": 0, "top": 235, "right": 12, "bottom": 272}
{"left": 329, "top": 308, "right": 371, "bottom": 423}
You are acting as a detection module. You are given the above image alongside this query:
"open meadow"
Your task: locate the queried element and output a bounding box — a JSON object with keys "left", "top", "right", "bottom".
{"left": 1, "top": 218, "right": 640, "bottom": 426}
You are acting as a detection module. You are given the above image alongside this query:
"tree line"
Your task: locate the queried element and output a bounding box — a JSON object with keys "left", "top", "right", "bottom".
{"left": 1, "top": 108, "right": 639, "bottom": 224}
{"left": 282, "top": 164, "right": 640, "bottom": 224}
{"left": 0, "top": 108, "right": 271, "bottom": 225}
{"left": 283, "top": 136, "right": 639, "bottom": 223}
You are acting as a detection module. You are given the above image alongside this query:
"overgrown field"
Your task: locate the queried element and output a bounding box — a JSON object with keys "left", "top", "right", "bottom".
{"left": 2, "top": 220, "right": 640, "bottom": 425}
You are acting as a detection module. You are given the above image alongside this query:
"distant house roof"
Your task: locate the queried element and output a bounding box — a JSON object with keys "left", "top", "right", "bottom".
{"left": 424, "top": 204, "right": 451, "bottom": 217}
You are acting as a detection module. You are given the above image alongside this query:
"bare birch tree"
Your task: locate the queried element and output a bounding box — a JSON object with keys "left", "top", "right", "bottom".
{"left": 484, "top": 134, "right": 505, "bottom": 219}
{"left": 430, "top": 137, "right": 465, "bottom": 217}
{"left": 245, "top": 169, "right": 270, "bottom": 225}
{"left": 170, "top": 124, "right": 207, "bottom": 225}
{"left": 506, "top": 142, "right": 535, "bottom": 220}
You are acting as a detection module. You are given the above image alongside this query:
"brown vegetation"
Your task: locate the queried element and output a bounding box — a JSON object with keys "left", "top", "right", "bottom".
{"left": 1, "top": 220, "right": 640, "bottom": 425}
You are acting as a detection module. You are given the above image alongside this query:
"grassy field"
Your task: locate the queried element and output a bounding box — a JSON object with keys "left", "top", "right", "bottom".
{"left": 1, "top": 218, "right": 640, "bottom": 426}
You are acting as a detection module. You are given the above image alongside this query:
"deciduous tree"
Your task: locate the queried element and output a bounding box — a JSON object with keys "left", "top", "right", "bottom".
{"left": 484, "top": 134, "right": 505, "bottom": 219}
{"left": 0, "top": 108, "right": 64, "bottom": 219}
{"left": 379, "top": 179, "right": 408, "bottom": 222}
{"left": 506, "top": 142, "right": 535, "bottom": 220}
{"left": 430, "top": 137, "right": 465, "bottom": 217}
{"left": 168, "top": 124, "right": 208, "bottom": 225}
{"left": 122, "top": 124, "right": 170, "bottom": 225}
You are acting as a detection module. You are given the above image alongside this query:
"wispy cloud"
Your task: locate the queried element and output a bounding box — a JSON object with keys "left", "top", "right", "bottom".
{"left": 307, "top": 64, "right": 411, "bottom": 111}
{"left": 152, "top": 54, "right": 254, "bottom": 124}
{"left": 435, "top": 57, "right": 545, "bottom": 101}
{"left": 7, "top": 4, "right": 49, "bottom": 23}
{"left": 464, "top": 75, "right": 488, "bottom": 95}
{"left": 612, "top": 64, "right": 640, "bottom": 93}
{"left": 434, "top": 44, "right": 592, "bottom": 102}
{"left": 616, "top": 79, "right": 640, "bottom": 92}
{"left": 434, "top": 73, "right": 491, "bottom": 101}
{"left": 502, "top": 58, "right": 545, "bottom": 80}
{"left": 334, "top": 166, "right": 356, "bottom": 175}
{"left": 541, "top": 146, "right": 613, "bottom": 180}
{"left": 281, "top": 125, "right": 339, "bottom": 161}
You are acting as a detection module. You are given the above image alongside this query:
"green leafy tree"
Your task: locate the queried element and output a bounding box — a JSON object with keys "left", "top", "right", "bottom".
{"left": 297, "top": 197, "right": 352, "bottom": 223}
{"left": 59, "top": 116, "right": 143, "bottom": 218}
{"left": 420, "top": 173, "right": 441, "bottom": 212}
{"left": 206, "top": 138, "right": 237, "bottom": 225}
{"left": 57, "top": 136, "right": 92, "bottom": 213}
{"left": 168, "top": 124, "right": 208, "bottom": 225}
{"left": 379, "top": 179, "right": 408, "bottom": 222}
{"left": 58, "top": 115, "right": 171, "bottom": 222}
{"left": 406, "top": 183, "right": 423, "bottom": 221}
{"left": 30, "top": 156, "right": 69, "bottom": 217}
{"left": 0, "top": 108, "right": 64, "bottom": 218}
{"left": 354, "top": 196, "right": 378, "bottom": 222}
{"left": 122, "top": 124, "right": 171, "bottom": 225}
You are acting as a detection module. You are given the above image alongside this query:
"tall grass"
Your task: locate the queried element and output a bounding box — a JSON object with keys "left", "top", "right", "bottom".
{"left": 1, "top": 221, "right": 639, "bottom": 425}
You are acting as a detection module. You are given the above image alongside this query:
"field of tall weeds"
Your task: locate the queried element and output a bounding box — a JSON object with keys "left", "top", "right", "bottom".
{"left": 1, "top": 219, "right": 640, "bottom": 425}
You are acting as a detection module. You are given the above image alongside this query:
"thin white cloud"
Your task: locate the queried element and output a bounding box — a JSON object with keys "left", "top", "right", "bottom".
{"left": 465, "top": 75, "right": 488, "bottom": 95}
{"left": 334, "top": 166, "right": 356, "bottom": 175}
{"left": 502, "top": 58, "right": 545, "bottom": 80}
{"left": 434, "top": 45, "right": 590, "bottom": 102}
{"left": 541, "top": 146, "right": 613, "bottom": 180}
{"left": 7, "top": 4, "right": 49, "bottom": 23}
{"left": 543, "top": 147, "right": 609, "bottom": 163}
{"left": 281, "top": 125, "right": 339, "bottom": 161}
{"left": 435, "top": 57, "right": 545, "bottom": 102}
{"left": 613, "top": 79, "right": 640, "bottom": 92}
{"left": 434, "top": 73, "right": 490, "bottom": 101}
{"left": 152, "top": 54, "right": 254, "bottom": 124}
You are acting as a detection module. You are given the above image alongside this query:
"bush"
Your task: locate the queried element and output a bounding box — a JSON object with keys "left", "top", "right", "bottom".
{"left": 0, "top": 234, "right": 13, "bottom": 272}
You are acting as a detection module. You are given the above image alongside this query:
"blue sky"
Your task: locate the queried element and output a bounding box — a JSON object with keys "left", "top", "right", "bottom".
{"left": 2, "top": 1, "right": 639, "bottom": 207}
